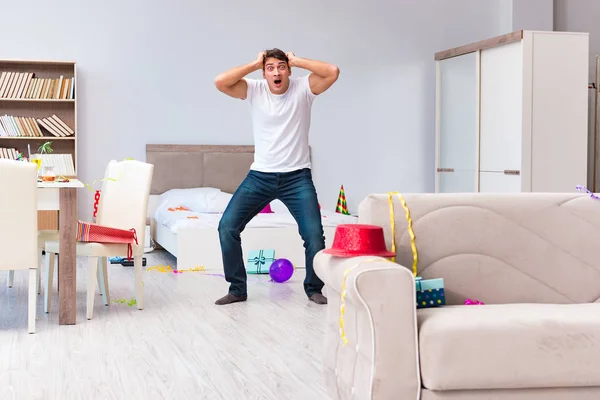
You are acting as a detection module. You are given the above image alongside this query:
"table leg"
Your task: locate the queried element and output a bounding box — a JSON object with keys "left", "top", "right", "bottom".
{"left": 59, "top": 188, "right": 77, "bottom": 325}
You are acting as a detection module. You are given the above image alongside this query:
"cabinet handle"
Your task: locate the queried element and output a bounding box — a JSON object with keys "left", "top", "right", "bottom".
{"left": 437, "top": 168, "right": 455, "bottom": 172}
{"left": 503, "top": 170, "right": 520, "bottom": 175}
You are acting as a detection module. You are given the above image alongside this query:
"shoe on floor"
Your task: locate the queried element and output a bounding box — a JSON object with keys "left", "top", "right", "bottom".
{"left": 215, "top": 293, "right": 247, "bottom": 305}
{"left": 309, "top": 293, "right": 327, "bottom": 305}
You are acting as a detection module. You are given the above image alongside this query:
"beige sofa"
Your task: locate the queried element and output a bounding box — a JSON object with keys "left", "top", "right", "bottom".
{"left": 314, "top": 192, "right": 600, "bottom": 400}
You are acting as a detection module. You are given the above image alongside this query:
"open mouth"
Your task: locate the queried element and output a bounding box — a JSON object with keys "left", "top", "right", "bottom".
{"left": 274, "top": 79, "right": 282, "bottom": 85}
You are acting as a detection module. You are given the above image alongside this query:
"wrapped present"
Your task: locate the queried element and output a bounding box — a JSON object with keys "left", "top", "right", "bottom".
{"left": 415, "top": 276, "right": 445, "bottom": 309}
{"left": 76, "top": 220, "right": 138, "bottom": 260}
{"left": 246, "top": 249, "right": 275, "bottom": 274}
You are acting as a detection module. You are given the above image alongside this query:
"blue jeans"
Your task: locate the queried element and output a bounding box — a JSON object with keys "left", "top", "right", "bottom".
{"left": 217, "top": 168, "right": 326, "bottom": 298}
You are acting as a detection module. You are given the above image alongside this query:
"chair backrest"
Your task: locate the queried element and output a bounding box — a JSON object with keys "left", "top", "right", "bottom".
{"left": 96, "top": 160, "right": 154, "bottom": 256}
{"left": 0, "top": 159, "right": 38, "bottom": 270}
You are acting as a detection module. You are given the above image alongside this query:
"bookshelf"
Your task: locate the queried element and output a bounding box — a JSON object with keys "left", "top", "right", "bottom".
{"left": 0, "top": 59, "right": 77, "bottom": 178}
{"left": 0, "top": 59, "right": 77, "bottom": 230}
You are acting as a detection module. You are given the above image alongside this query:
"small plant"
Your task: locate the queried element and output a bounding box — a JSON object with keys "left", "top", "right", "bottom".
{"left": 38, "top": 141, "right": 53, "bottom": 155}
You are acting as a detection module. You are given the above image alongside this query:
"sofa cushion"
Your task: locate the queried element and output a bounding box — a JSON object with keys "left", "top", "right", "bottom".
{"left": 418, "top": 303, "right": 600, "bottom": 391}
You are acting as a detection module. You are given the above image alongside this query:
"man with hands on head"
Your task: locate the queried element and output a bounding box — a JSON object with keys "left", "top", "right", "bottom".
{"left": 213, "top": 48, "right": 339, "bottom": 306}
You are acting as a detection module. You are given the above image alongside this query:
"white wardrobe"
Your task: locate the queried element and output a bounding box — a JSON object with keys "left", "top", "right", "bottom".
{"left": 435, "top": 30, "right": 589, "bottom": 193}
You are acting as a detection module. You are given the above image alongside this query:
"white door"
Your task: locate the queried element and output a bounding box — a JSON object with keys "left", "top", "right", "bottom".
{"left": 479, "top": 171, "right": 522, "bottom": 192}
{"left": 479, "top": 41, "right": 523, "bottom": 173}
{"left": 436, "top": 52, "right": 478, "bottom": 192}
{"left": 439, "top": 170, "right": 480, "bottom": 193}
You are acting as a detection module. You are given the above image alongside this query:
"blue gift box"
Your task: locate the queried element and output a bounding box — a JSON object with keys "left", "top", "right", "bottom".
{"left": 415, "top": 276, "right": 445, "bottom": 309}
{"left": 246, "top": 249, "right": 275, "bottom": 274}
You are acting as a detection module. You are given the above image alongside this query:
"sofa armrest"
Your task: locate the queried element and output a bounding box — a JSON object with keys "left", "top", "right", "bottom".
{"left": 314, "top": 251, "right": 420, "bottom": 400}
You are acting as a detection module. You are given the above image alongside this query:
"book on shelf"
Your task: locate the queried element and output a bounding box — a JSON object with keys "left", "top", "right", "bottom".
{"left": 0, "top": 71, "right": 74, "bottom": 100}
{"left": 0, "top": 147, "right": 20, "bottom": 160}
{"left": 0, "top": 147, "right": 75, "bottom": 176}
{"left": 0, "top": 114, "right": 74, "bottom": 137}
{"left": 38, "top": 153, "right": 76, "bottom": 176}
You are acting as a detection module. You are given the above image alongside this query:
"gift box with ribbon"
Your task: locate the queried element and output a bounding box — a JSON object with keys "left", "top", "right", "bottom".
{"left": 415, "top": 276, "right": 445, "bottom": 309}
{"left": 246, "top": 249, "right": 275, "bottom": 274}
{"left": 76, "top": 220, "right": 138, "bottom": 260}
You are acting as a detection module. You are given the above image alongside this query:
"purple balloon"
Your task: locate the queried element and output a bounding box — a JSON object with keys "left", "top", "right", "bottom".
{"left": 269, "top": 258, "right": 294, "bottom": 283}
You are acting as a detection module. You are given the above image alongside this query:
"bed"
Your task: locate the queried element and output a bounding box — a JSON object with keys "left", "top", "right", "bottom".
{"left": 146, "top": 144, "right": 357, "bottom": 271}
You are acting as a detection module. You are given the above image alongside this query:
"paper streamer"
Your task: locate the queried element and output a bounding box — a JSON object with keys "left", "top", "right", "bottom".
{"left": 147, "top": 264, "right": 206, "bottom": 274}
{"left": 339, "top": 258, "right": 394, "bottom": 345}
{"left": 168, "top": 206, "right": 190, "bottom": 212}
{"left": 576, "top": 185, "right": 600, "bottom": 200}
{"left": 465, "top": 298, "right": 484, "bottom": 305}
{"left": 338, "top": 192, "right": 419, "bottom": 346}
{"left": 84, "top": 170, "right": 123, "bottom": 193}
{"left": 387, "top": 192, "right": 418, "bottom": 276}
{"left": 83, "top": 158, "right": 134, "bottom": 193}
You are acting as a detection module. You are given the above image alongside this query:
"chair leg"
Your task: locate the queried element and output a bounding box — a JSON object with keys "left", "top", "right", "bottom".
{"left": 134, "top": 256, "right": 143, "bottom": 310}
{"left": 7, "top": 270, "right": 14, "bottom": 288}
{"left": 37, "top": 250, "right": 43, "bottom": 295}
{"left": 87, "top": 257, "right": 98, "bottom": 320}
{"left": 44, "top": 253, "right": 55, "bottom": 314}
{"left": 97, "top": 257, "right": 110, "bottom": 306}
{"left": 29, "top": 268, "right": 36, "bottom": 334}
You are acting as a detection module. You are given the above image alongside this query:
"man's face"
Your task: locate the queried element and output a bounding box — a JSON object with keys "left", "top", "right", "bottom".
{"left": 263, "top": 57, "right": 291, "bottom": 94}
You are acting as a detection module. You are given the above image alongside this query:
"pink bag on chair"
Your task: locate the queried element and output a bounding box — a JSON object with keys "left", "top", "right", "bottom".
{"left": 76, "top": 220, "right": 138, "bottom": 260}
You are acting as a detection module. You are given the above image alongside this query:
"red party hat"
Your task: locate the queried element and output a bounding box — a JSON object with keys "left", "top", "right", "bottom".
{"left": 323, "top": 224, "right": 395, "bottom": 257}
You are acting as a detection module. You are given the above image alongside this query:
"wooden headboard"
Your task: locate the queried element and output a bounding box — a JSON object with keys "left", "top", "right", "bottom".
{"left": 145, "top": 144, "right": 255, "bottom": 195}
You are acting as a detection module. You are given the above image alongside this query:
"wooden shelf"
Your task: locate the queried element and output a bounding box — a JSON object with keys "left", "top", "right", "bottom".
{"left": 0, "top": 59, "right": 77, "bottom": 180}
{"left": 0, "top": 98, "right": 74, "bottom": 103}
{"left": 0, "top": 136, "right": 74, "bottom": 140}
{"left": 0, "top": 59, "right": 75, "bottom": 66}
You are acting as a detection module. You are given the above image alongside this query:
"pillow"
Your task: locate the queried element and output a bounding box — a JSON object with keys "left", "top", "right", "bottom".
{"left": 202, "top": 191, "right": 233, "bottom": 213}
{"left": 181, "top": 191, "right": 233, "bottom": 213}
{"left": 157, "top": 187, "right": 221, "bottom": 213}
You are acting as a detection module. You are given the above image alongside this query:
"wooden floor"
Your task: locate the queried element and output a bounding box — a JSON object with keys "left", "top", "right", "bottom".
{"left": 0, "top": 251, "right": 332, "bottom": 400}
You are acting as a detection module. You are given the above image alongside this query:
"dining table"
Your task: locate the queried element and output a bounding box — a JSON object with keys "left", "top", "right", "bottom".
{"left": 37, "top": 178, "right": 84, "bottom": 325}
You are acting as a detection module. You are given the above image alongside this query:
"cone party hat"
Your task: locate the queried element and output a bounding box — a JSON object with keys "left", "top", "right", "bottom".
{"left": 336, "top": 185, "right": 350, "bottom": 215}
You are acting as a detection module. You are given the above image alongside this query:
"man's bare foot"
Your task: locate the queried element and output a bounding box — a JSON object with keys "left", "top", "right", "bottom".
{"left": 215, "top": 293, "right": 247, "bottom": 305}
{"left": 309, "top": 293, "right": 327, "bottom": 304}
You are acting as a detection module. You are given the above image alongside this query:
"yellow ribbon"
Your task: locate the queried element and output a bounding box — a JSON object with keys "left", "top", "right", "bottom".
{"left": 84, "top": 170, "right": 123, "bottom": 193}
{"left": 387, "top": 192, "right": 418, "bottom": 277}
{"left": 84, "top": 158, "right": 134, "bottom": 192}
{"left": 339, "top": 258, "right": 394, "bottom": 346}
{"left": 147, "top": 264, "right": 206, "bottom": 273}
{"left": 338, "top": 192, "right": 419, "bottom": 346}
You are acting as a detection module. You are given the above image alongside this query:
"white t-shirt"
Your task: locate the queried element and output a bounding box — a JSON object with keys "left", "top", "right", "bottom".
{"left": 244, "top": 75, "right": 316, "bottom": 172}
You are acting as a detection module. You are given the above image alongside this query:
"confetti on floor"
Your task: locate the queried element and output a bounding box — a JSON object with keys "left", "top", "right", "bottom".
{"left": 112, "top": 298, "right": 137, "bottom": 307}
{"left": 147, "top": 264, "right": 206, "bottom": 274}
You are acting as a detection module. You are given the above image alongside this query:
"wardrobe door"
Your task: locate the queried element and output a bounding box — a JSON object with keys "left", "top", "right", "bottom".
{"left": 479, "top": 171, "right": 521, "bottom": 192}
{"left": 479, "top": 41, "right": 523, "bottom": 174}
{"left": 436, "top": 52, "right": 478, "bottom": 192}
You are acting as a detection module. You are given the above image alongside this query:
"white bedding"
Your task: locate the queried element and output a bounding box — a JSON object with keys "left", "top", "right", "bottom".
{"left": 156, "top": 207, "right": 357, "bottom": 233}
{"left": 153, "top": 187, "right": 358, "bottom": 233}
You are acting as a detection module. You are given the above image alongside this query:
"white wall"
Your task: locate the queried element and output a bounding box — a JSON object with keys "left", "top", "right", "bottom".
{"left": 512, "top": 0, "right": 554, "bottom": 31}
{"left": 0, "top": 0, "right": 514, "bottom": 219}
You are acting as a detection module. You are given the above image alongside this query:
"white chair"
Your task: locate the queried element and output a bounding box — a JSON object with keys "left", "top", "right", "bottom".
{"left": 0, "top": 159, "right": 39, "bottom": 334}
{"left": 8, "top": 230, "right": 59, "bottom": 294}
{"left": 44, "top": 159, "right": 154, "bottom": 320}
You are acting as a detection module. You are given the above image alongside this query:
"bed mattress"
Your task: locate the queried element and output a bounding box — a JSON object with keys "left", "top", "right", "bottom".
{"left": 155, "top": 207, "right": 358, "bottom": 233}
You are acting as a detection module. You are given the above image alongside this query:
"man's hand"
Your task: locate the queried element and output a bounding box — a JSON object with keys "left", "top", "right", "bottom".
{"left": 285, "top": 54, "right": 340, "bottom": 95}
{"left": 286, "top": 52, "right": 297, "bottom": 67}
{"left": 214, "top": 52, "right": 265, "bottom": 100}
{"left": 255, "top": 51, "right": 266, "bottom": 69}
